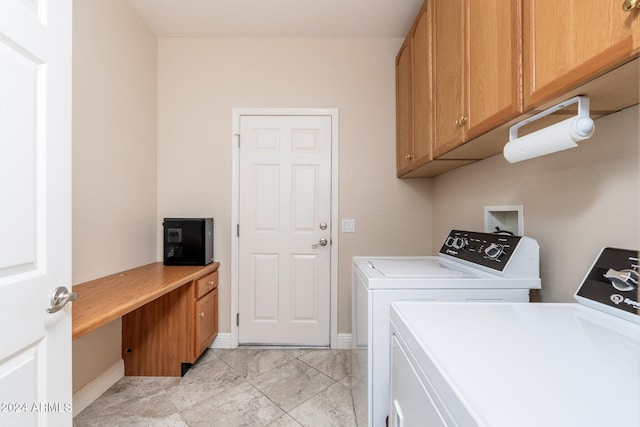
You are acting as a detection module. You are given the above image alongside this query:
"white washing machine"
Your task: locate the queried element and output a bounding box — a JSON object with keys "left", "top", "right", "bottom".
{"left": 351, "top": 230, "right": 541, "bottom": 427}
{"left": 389, "top": 247, "right": 640, "bottom": 427}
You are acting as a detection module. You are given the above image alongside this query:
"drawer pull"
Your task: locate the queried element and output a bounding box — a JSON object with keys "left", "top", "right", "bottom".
{"left": 208, "top": 280, "right": 215, "bottom": 286}
{"left": 199, "top": 312, "right": 205, "bottom": 318}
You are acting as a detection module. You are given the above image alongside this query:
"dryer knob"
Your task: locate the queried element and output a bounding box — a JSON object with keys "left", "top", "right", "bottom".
{"left": 451, "top": 237, "right": 469, "bottom": 250}
{"left": 484, "top": 243, "right": 504, "bottom": 260}
{"left": 604, "top": 268, "right": 639, "bottom": 292}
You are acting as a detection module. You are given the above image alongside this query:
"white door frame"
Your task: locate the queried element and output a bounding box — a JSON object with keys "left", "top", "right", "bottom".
{"left": 231, "top": 107, "right": 339, "bottom": 348}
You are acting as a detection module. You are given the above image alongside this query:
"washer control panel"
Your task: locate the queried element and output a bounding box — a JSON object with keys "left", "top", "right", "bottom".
{"left": 438, "top": 230, "right": 523, "bottom": 272}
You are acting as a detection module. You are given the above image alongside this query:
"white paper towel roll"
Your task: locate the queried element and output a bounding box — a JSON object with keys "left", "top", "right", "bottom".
{"left": 503, "top": 116, "right": 595, "bottom": 163}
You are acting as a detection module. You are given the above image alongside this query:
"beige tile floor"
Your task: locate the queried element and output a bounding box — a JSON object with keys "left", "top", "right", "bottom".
{"left": 73, "top": 348, "right": 357, "bottom": 427}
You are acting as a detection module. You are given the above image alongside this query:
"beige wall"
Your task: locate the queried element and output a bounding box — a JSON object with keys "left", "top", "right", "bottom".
{"left": 156, "top": 38, "right": 433, "bottom": 335}
{"left": 432, "top": 104, "right": 640, "bottom": 303}
{"left": 72, "top": 0, "right": 157, "bottom": 392}
{"left": 73, "top": 6, "right": 639, "bottom": 398}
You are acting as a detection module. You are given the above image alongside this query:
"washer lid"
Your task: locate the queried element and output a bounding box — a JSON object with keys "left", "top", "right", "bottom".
{"left": 367, "top": 257, "right": 478, "bottom": 278}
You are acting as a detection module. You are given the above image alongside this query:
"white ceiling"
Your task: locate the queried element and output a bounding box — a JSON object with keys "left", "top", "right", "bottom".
{"left": 127, "top": 0, "right": 424, "bottom": 38}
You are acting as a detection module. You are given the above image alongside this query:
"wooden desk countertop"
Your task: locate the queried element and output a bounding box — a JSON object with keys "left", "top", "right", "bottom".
{"left": 72, "top": 262, "right": 220, "bottom": 340}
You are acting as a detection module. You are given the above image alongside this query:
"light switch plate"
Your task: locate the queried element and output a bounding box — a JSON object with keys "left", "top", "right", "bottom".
{"left": 341, "top": 219, "right": 355, "bottom": 233}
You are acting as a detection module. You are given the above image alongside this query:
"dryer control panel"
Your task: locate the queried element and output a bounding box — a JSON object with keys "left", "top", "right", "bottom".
{"left": 439, "top": 230, "right": 525, "bottom": 272}
{"left": 575, "top": 247, "right": 640, "bottom": 324}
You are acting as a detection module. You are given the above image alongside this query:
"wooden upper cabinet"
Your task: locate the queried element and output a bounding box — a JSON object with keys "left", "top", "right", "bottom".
{"left": 466, "top": 0, "right": 522, "bottom": 140}
{"left": 523, "top": 0, "right": 640, "bottom": 109}
{"left": 396, "top": 38, "right": 413, "bottom": 177}
{"left": 396, "top": 0, "right": 638, "bottom": 177}
{"left": 396, "top": 4, "right": 434, "bottom": 177}
{"left": 433, "top": 0, "right": 522, "bottom": 157}
{"left": 433, "top": 0, "right": 465, "bottom": 157}
{"left": 412, "top": 5, "right": 434, "bottom": 170}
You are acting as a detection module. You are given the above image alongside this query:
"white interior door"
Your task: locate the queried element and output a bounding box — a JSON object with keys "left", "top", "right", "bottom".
{"left": 0, "top": 0, "right": 72, "bottom": 425}
{"left": 238, "top": 115, "right": 332, "bottom": 346}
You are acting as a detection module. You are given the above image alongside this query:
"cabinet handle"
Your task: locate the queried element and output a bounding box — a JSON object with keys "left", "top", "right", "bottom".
{"left": 404, "top": 154, "right": 413, "bottom": 160}
{"left": 623, "top": 0, "right": 640, "bottom": 11}
{"left": 208, "top": 280, "right": 215, "bottom": 287}
{"left": 454, "top": 116, "right": 468, "bottom": 127}
{"left": 199, "top": 312, "right": 205, "bottom": 318}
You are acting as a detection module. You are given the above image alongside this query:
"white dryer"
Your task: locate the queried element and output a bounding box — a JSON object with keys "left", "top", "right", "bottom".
{"left": 351, "top": 230, "right": 541, "bottom": 427}
{"left": 389, "top": 247, "right": 640, "bottom": 427}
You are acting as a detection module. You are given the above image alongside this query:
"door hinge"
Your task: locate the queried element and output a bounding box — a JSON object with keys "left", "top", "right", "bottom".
{"left": 236, "top": 313, "right": 239, "bottom": 326}
{"left": 235, "top": 133, "right": 240, "bottom": 147}
{"left": 237, "top": 224, "right": 239, "bottom": 237}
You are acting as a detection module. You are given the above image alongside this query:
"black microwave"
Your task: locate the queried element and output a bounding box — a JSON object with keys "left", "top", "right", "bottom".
{"left": 163, "top": 218, "right": 214, "bottom": 266}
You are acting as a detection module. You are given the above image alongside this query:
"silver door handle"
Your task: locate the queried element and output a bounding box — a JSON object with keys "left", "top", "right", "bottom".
{"left": 46, "top": 286, "right": 78, "bottom": 314}
{"left": 311, "top": 238, "right": 328, "bottom": 248}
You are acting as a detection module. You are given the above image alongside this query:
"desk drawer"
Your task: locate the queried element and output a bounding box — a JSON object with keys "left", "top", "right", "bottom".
{"left": 195, "top": 270, "right": 218, "bottom": 299}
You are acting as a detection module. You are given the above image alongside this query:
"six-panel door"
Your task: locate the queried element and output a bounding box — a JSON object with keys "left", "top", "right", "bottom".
{"left": 238, "top": 115, "right": 332, "bottom": 346}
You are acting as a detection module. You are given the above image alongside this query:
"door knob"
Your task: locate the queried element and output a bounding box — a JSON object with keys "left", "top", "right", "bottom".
{"left": 311, "top": 238, "right": 328, "bottom": 248}
{"left": 623, "top": 0, "right": 640, "bottom": 11}
{"left": 46, "top": 286, "right": 78, "bottom": 314}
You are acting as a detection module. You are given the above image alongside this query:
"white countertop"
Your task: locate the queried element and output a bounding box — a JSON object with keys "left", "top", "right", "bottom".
{"left": 390, "top": 301, "right": 640, "bottom": 427}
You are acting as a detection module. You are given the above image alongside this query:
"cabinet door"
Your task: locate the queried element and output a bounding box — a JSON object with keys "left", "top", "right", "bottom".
{"left": 523, "top": 0, "right": 640, "bottom": 109}
{"left": 396, "top": 39, "right": 414, "bottom": 177}
{"left": 412, "top": 5, "right": 434, "bottom": 169}
{"left": 433, "top": 0, "right": 465, "bottom": 157}
{"left": 466, "top": 0, "right": 522, "bottom": 140}
{"left": 195, "top": 288, "right": 218, "bottom": 358}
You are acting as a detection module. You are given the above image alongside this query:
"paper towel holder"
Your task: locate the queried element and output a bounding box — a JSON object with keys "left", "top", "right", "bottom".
{"left": 504, "top": 96, "right": 595, "bottom": 163}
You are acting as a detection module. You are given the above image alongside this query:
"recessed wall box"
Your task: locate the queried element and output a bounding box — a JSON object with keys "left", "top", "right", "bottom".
{"left": 484, "top": 205, "right": 524, "bottom": 236}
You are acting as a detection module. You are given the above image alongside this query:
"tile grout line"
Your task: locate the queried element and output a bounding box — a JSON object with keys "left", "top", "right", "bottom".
{"left": 74, "top": 348, "right": 356, "bottom": 427}
{"left": 211, "top": 348, "right": 328, "bottom": 426}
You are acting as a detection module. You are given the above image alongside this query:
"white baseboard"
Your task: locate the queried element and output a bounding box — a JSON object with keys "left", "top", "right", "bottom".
{"left": 210, "top": 332, "right": 233, "bottom": 349}
{"left": 72, "top": 359, "right": 124, "bottom": 417}
{"left": 208, "top": 332, "right": 352, "bottom": 349}
{"left": 336, "top": 333, "right": 352, "bottom": 349}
